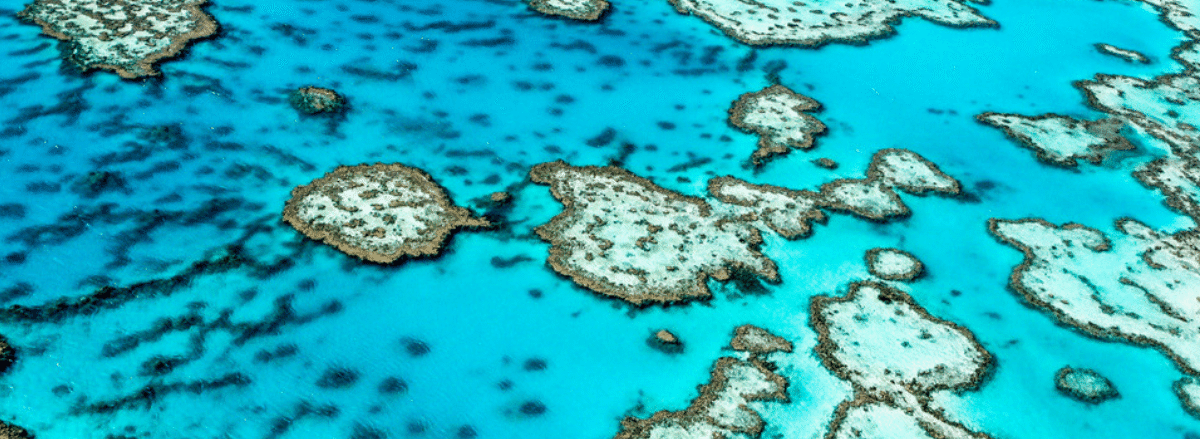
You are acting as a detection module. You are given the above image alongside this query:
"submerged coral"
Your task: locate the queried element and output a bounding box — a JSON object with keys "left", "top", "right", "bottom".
{"left": 18, "top": 0, "right": 218, "bottom": 78}
{"left": 811, "top": 282, "right": 994, "bottom": 439}
{"left": 1055, "top": 366, "right": 1120, "bottom": 403}
{"left": 976, "top": 113, "right": 1133, "bottom": 167}
{"left": 290, "top": 86, "right": 347, "bottom": 115}
{"left": 283, "top": 163, "right": 489, "bottom": 264}
{"left": 729, "top": 324, "right": 792, "bottom": 355}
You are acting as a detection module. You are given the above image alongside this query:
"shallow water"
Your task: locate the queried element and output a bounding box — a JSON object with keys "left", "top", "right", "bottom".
{"left": 0, "top": 0, "right": 1198, "bottom": 438}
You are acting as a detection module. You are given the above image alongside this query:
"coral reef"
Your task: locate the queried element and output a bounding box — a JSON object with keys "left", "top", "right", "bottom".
{"left": 811, "top": 282, "right": 994, "bottom": 439}
{"left": 0, "top": 421, "right": 32, "bottom": 439}
{"left": 613, "top": 327, "right": 791, "bottom": 439}
{"left": 707, "top": 177, "right": 825, "bottom": 239}
{"left": 667, "top": 0, "right": 995, "bottom": 46}
{"left": 1176, "top": 377, "right": 1200, "bottom": 419}
{"left": 818, "top": 149, "right": 962, "bottom": 221}
{"left": 728, "top": 85, "right": 827, "bottom": 165}
{"left": 976, "top": 113, "right": 1133, "bottom": 167}
{"left": 729, "top": 324, "right": 792, "bottom": 355}
{"left": 290, "top": 86, "right": 347, "bottom": 115}
{"left": 989, "top": 218, "right": 1200, "bottom": 375}
{"left": 17, "top": 0, "right": 218, "bottom": 78}
{"left": 526, "top": 0, "right": 610, "bottom": 21}
{"left": 533, "top": 149, "right": 959, "bottom": 304}
{"left": 649, "top": 329, "right": 684, "bottom": 354}
{"left": 865, "top": 248, "right": 924, "bottom": 282}
{"left": 530, "top": 161, "right": 779, "bottom": 305}
{"left": 0, "top": 336, "right": 13, "bottom": 376}
{"left": 1095, "top": 43, "right": 1151, "bottom": 64}
{"left": 1054, "top": 366, "right": 1119, "bottom": 403}
{"left": 283, "top": 163, "right": 489, "bottom": 264}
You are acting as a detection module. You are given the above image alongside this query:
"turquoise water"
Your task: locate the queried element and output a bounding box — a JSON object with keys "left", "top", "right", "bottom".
{"left": 0, "top": 0, "right": 1197, "bottom": 438}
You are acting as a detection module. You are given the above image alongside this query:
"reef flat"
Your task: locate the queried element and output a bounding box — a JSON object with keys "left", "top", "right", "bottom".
{"left": 976, "top": 113, "right": 1132, "bottom": 167}
{"left": 728, "top": 84, "right": 826, "bottom": 166}
{"left": 530, "top": 160, "right": 780, "bottom": 305}
{"left": 17, "top": 0, "right": 217, "bottom": 78}
{"left": 817, "top": 149, "right": 962, "bottom": 221}
{"left": 865, "top": 248, "right": 924, "bottom": 282}
{"left": 526, "top": 0, "right": 610, "bottom": 21}
{"left": 666, "top": 0, "right": 996, "bottom": 46}
{"left": 989, "top": 218, "right": 1200, "bottom": 375}
{"left": 533, "top": 148, "right": 959, "bottom": 304}
{"left": 283, "top": 164, "right": 488, "bottom": 264}
{"left": 612, "top": 327, "right": 790, "bottom": 439}
{"left": 811, "top": 282, "right": 994, "bottom": 439}
{"left": 1055, "top": 367, "right": 1119, "bottom": 404}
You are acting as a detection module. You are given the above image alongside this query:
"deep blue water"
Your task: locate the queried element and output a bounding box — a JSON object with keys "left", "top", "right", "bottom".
{"left": 0, "top": 0, "right": 1197, "bottom": 438}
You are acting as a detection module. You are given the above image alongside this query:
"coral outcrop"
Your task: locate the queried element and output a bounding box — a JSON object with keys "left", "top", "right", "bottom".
{"left": 283, "top": 164, "right": 489, "bottom": 264}
{"left": 728, "top": 85, "right": 827, "bottom": 165}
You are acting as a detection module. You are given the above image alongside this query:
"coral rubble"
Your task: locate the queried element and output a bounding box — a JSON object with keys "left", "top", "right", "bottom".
{"left": 728, "top": 85, "right": 827, "bottom": 165}
{"left": 18, "top": 0, "right": 217, "bottom": 78}
{"left": 811, "top": 282, "right": 994, "bottom": 439}
{"left": 283, "top": 164, "right": 488, "bottom": 264}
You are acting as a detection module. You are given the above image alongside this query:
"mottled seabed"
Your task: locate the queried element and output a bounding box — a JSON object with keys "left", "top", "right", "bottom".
{"left": 0, "top": 0, "right": 1198, "bottom": 438}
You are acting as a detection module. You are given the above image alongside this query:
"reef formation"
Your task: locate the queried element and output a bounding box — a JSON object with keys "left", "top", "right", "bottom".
{"left": 282, "top": 163, "right": 489, "bottom": 264}
{"left": 530, "top": 161, "right": 780, "bottom": 305}
{"left": 981, "top": 1, "right": 1200, "bottom": 415}
{"left": 728, "top": 85, "right": 827, "bottom": 165}
{"left": 526, "top": 0, "right": 610, "bottom": 21}
{"left": 811, "top": 282, "right": 994, "bottom": 439}
{"left": 612, "top": 325, "right": 791, "bottom": 439}
{"left": 1177, "top": 377, "right": 1200, "bottom": 419}
{"left": 729, "top": 324, "right": 792, "bottom": 355}
{"left": 532, "top": 148, "right": 961, "bottom": 305}
{"left": 1095, "top": 43, "right": 1151, "bottom": 64}
{"left": 988, "top": 218, "right": 1200, "bottom": 376}
{"left": 666, "top": 0, "right": 996, "bottom": 46}
{"left": 865, "top": 248, "right": 924, "bottom": 282}
{"left": 290, "top": 87, "right": 347, "bottom": 115}
{"left": 1055, "top": 367, "right": 1119, "bottom": 403}
{"left": 17, "top": 0, "right": 218, "bottom": 78}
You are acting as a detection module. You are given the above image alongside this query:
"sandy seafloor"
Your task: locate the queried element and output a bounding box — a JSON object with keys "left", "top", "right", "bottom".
{"left": 0, "top": 0, "right": 1198, "bottom": 438}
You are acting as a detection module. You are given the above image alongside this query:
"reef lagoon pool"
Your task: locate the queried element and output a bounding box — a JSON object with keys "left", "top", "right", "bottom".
{"left": 0, "top": 0, "right": 1199, "bottom": 438}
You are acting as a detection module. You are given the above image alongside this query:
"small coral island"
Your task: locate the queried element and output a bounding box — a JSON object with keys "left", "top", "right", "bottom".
{"left": 728, "top": 85, "right": 827, "bottom": 165}
{"left": 283, "top": 163, "right": 488, "bottom": 264}
{"left": 290, "top": 87, "right": 348, "bottom": 115}
{"left": 613, "top": 325, "right": 791, "bottom": 439}
{"left": 526, "top": 0, "right": 610, "bottom": 21}
{"left": 667, "top": 0, "right": 995, "bottom": 46}
{"left": 811, "top": 282, "right": 995, "bottom": 439}
{"left": 865, "top": 248, "right": 924, "bottom": 281}
{"left": 18, "top": 0, "right": 218, "bottom": 78}
{"left": 1055, "top": 366, "right": 1119, "bottom": 403}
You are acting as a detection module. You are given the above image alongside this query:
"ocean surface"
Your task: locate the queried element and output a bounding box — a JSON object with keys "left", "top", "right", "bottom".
{"left": 0, "top": 0, "right": 1198, "bottom": 438}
